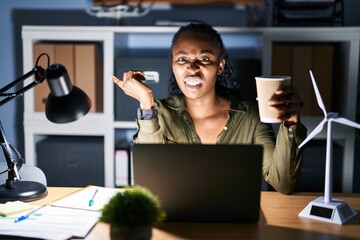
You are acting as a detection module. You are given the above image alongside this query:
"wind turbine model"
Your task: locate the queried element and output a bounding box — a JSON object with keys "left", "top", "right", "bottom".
{"left": 298, "top": 70, "right": 359, "bottom": 224}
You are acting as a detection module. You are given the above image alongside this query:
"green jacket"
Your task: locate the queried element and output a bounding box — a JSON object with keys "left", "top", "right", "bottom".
{"left": 134, "top": 94, "right": 307, "bottom": 194}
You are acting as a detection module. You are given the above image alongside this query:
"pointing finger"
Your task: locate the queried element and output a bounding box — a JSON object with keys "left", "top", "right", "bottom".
{"left": 112, "top": 76, "right": 124, "bottom": 88}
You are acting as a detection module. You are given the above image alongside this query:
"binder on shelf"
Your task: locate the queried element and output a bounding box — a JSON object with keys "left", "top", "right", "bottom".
{"left": 292, "top": 46, "right": 313, "bottom": 115}
{"left": 311, "top": 46, "right": 333, "bottom": 115}
{"left": 115, "top": 149, "right": 130, "bottom": 187}
{"left": 114, "top": 139, "right": 132, "bottom": 187}
{"left": 54, "top": 44, "right": 75, "bottom": 82}
{"left": 33, "top": 43, "right": 55, "bottom": 112}
{"left": 74, "top": 44, "right": 103, "bottom": 113}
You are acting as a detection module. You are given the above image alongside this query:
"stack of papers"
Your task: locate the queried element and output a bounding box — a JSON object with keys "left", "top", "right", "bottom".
{"left": 0, "top": 206, "right": 100, "bottom": 240}
{"left": 0, "top": 185, "right": 124, "bottom": 240}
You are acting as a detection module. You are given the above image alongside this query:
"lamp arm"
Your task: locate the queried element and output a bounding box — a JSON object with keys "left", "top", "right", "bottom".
{"left": 0, "top": 66, "right": 45, "bottom": 107}
{"left": 0, "top": 121, "right": 22, "bottom": 188}
{"left": 0, "top": 53, "right": 48, "bottom": 190}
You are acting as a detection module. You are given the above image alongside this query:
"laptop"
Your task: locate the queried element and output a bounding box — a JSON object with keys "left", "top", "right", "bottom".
{"left": 132, "top": 144, "right": 263, "bottom": 223}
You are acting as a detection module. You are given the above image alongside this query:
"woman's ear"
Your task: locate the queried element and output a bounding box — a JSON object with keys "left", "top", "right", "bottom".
{"left": 218, "top": 58, "right": 225, "bottom": 75}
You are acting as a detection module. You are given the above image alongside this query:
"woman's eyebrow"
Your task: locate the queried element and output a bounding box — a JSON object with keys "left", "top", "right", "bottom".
{"left": 174, "top": 49, "right": 216, "bottom": 56}
{"left": 174, "top": 50, "right": 188, "bottom": 56}
{"left": 200, "top": 49, "right": 216, "bottom": 55}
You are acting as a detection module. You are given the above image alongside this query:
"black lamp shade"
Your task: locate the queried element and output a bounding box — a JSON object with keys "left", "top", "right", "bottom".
{"left": 45, "top": 64, "right": 92, "bottom": 123}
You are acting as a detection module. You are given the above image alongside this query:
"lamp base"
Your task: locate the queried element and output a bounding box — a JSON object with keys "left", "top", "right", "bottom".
{"left": 299, "top": 196, "right": 357, "bottom": 224}
{"left": 0, "top": 181, "right": 47, "bottom": 203}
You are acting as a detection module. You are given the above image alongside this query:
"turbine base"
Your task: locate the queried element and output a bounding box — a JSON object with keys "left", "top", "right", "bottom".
{"left": 299, "top": 196, "right": 357, "bottom": 224}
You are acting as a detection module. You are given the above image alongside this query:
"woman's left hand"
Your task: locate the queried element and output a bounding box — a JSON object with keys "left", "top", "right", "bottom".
{"left": 268, "top": 85, "right": 304, "bottom": 126}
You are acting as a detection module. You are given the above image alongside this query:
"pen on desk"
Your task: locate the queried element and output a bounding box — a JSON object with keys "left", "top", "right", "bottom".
{"left": 14, "top": 204, "right": 47, "bottom": 223}
{"left": 89, "top": 188, "right": 98, "bottom": 207}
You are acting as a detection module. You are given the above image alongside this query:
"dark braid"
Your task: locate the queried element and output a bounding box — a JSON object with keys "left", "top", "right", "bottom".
{"left": 168, "top": 23, "right": 238, "bottom": 96}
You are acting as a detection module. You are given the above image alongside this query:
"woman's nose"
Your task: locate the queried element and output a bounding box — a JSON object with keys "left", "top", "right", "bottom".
{"left": 187, "top": 60, "right": 200, "bottom": 71}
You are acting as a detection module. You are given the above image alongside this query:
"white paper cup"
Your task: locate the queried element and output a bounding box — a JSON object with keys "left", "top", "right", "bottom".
{"left": 255, "top": 76, "right": 291, "bottom": 123}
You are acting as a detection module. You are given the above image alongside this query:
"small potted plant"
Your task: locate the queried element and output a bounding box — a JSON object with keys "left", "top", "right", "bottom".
{"left": 99, "top": 185, "right": 166, "bottom": 240}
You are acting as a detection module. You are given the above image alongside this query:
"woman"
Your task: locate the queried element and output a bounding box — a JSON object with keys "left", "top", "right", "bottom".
{"left": 112, "top": 23, "right": 307, "bottom": 194}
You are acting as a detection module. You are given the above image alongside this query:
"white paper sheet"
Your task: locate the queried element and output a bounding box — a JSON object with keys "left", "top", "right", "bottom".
{"left": 0, "top": 205, "right": 101, "bottom": 240}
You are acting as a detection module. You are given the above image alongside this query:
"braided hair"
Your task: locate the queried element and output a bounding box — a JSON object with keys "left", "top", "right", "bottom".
{"left": 168, "top": 22, "right": 238, "bottom": 96}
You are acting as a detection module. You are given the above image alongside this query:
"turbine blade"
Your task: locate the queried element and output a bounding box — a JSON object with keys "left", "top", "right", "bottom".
{"left": 298, "top": 118, "right": 327, "bottom": 148}
{"left": 332, "top": 117, "right": 360, "bottom": 129}
{"left": 309, "top": 70, "right": 327, "bottom": 116}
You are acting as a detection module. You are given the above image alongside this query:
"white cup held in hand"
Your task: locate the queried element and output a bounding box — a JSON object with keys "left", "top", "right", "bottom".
{"left": 255, "top": 76, "right": 291, "bottom": 123}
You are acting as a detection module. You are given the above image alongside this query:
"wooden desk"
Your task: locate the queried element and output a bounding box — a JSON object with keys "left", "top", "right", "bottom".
{"left": 33, "top": 188, "right": 360, "bottom": 240}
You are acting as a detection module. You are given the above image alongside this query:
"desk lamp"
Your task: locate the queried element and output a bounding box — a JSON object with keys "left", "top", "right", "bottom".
{"left": 0, "top": 53, "right": 91, "bottom": 203}
{"left": 298, "top": 70, "right": 359, "bottom": 224}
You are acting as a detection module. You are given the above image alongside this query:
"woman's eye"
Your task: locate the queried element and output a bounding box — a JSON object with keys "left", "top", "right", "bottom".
{"left": 200, "top": 57, "right": 211, "bottom": 63}
{"left": 176, "top": 57, "right": 187, "bottom": 64}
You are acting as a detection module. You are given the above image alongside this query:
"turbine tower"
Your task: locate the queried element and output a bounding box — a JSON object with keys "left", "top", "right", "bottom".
{"left": 298, "top": 70, "right": 359, "bottom": 224}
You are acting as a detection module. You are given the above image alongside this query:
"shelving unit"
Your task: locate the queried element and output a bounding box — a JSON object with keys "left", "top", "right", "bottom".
{"left": 262, "top": 27, "right": 360, "bottom": 192}
{"left": 22, "top": 26, "right": 359, "bottom": 191}
{"left": 22, "top": 26, "right": 116, "bottom": 188}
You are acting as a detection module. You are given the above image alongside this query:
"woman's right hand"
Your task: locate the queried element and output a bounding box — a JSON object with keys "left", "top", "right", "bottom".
{"left": 112, "top": 70, "right": 154, "bottom": 109}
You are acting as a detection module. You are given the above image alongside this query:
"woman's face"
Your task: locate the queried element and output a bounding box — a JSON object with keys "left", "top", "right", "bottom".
{"left": 171, "top": 32, "right": 225, "bottom": 100}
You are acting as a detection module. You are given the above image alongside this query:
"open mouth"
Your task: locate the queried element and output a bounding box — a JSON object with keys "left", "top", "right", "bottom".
{"left": 184, "top": 76, "right": 204, "bottom": 87}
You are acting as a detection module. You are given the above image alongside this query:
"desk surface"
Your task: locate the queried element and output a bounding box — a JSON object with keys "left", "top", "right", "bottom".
{"left": 33, "top": 187, "right": 360, "bottom": 240}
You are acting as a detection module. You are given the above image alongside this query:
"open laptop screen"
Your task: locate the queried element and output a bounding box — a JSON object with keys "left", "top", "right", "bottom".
{"left": 133, "top": 144, "right": 263, "bottom": 223}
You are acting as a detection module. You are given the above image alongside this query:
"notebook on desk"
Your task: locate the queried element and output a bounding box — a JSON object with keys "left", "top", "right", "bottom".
{"left": 132, "top": 144, "right": 263, "bottom": 223}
